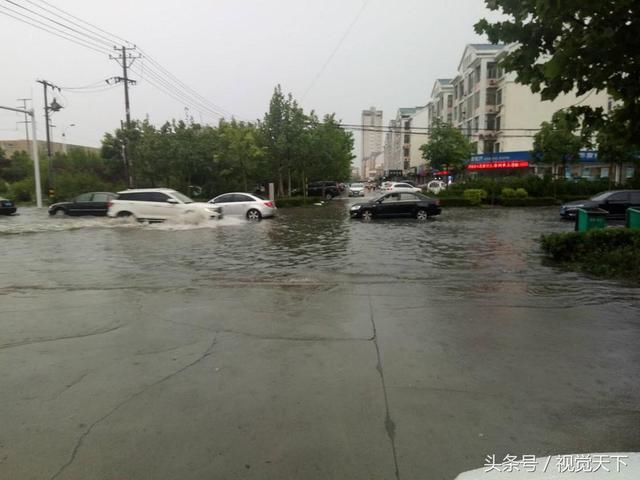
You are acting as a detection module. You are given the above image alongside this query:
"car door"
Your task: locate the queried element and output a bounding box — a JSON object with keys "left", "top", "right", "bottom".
{"left": 396, "top": 192, "right": 420, "bottom": 216}
{"left": 70, "top": 193, "right": 93, "bottom": 215}
{"left": 89, "top": 193, "right": 110, "bottom": 215}
{"left": 211, "top": 194, "right": 238, "bottom": 215}
{"left": 375, "top": 193, "right": 404, "bottom": 217}
{"left": 232, "top": 194, "right": 255, "bottom": 216}
{"left": 603, "top": 192, "right": 630, "bottom": 217}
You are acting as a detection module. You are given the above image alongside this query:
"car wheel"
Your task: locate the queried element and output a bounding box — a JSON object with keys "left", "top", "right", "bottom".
{"left": 246, "top": 209, "right": 262, "bottom": 221}
{"left": 361, "top": 210, "right": 373, "bottom": 221}
{"left": 325, "top": 193, "right": 333, "bottom": 200}
{"left": 416, "top": 209, "right": 429, "bottom": 221}
{"left": 52, "top": 208, "right": 66, "bottom": 216}
{"left": 117, "top": 211, "right": 135, "bottom": 220}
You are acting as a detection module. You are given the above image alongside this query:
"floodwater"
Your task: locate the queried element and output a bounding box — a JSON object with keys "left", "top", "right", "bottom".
{"left": 1, "top": 201, "right": 639, "bottom": 480}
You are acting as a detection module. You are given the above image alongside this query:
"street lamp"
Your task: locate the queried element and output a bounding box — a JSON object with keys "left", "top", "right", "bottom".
{"left": 61, "top": 123, "right": 76, "bottom": 154}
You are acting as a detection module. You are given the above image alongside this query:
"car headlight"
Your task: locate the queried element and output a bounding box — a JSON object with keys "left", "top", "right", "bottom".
{"left": 351, "top": 205, "right": 361, "bottom": 210}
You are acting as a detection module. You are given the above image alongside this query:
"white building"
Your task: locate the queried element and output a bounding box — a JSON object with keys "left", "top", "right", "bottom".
{"left": 408, "top": 106, "right": 429, "bottom": 171}
{"left": 361, "top": 107, "right": 383, "bottom": 179}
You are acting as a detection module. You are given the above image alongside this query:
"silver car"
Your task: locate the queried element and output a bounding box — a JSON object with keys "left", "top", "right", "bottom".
{"left": 349, "top": 183, "right": 365, "bottom": 197}
{"left": 208, "top": 192, "right": 277, "bottom": 220}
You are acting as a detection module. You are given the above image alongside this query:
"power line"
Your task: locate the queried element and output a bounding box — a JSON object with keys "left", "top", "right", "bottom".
{"left": 130, "top": 62, "right": 227, "bottom": 120}
{"left": 301, "top": 0, "right": 370, "bottom": 101}
{"left": 29, "top": 0, "right": 133, "bottom": 46}
{"left": 5, "top": 0, "right": 115, "bottom": 48}
{"left": 0, "top": 4, "right": 112, "bottom": 55}
{"left": 23, "top": 0, "right": 125, "bottom": 47}
{"left": 1, "top": 0, "right": 238, "bottom": 119}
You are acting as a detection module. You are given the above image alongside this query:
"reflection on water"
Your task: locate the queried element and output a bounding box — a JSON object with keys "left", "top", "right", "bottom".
{"left": 1, "top": 204, "right": 639, "bottom": 308}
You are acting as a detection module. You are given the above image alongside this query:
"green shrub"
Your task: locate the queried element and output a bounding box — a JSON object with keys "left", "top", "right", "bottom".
{"left": 515, "top": 188, "right": 529, "bottom": 198}
{"left": 501, "top": 187, "right": 517, "bottom": 198}
{"left": 463, "top": 189, "right": 487, "bottom": 206}
{"left": 7, "top": 177, "right": 35, "bottom": 202}
{"left": 540, "top": 229, "right": 640, "bottom": 281}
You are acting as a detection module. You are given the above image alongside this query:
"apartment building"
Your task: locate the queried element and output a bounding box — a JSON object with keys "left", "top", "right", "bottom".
{"left": 408, "top": 106, "right": 429, "bottom": 171}
{"left": 382, "top": 107, "right": 421, "bottom": 175}
{"left": 361, "top": 107, "right": 383, "bottom": 179}
{"left": 450, "top": 44, "right": 504, "bottom": 154}
{"left": 427, "top": 79, "right": 454, "bottom": 127}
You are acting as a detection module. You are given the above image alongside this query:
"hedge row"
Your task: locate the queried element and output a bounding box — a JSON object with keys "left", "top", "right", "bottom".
{"left": 540, "top": 229, "right": 640, "bottom": 282}
{"left": 275, "top": 196, "right": 325, "bottom": 208}
{"left": 436, "top": 196, "right": 558, "bottom": 207}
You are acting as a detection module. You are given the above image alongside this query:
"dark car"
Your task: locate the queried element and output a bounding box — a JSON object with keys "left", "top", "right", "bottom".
{"left": 0, "top": 197, "right": 17, "bottom": 215}
{"left": 307, "top": 181, "right": 341, "bottom": 200}
{"left": 48, "top": 192, "right": 117, "bottom": 216}
{"left": 560, "top": 190, "right": 640, "bottom": 219}
{"left": 350, "top": 191, "right": 441, "bottom": 221}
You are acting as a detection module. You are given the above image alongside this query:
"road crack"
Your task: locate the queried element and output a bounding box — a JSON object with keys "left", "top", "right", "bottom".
{"left": 368, "top": 289, "right": 400, "bottom": 480}
{"left": 0, "top": 324, "right": 124, "bottom": 351}
{"left": 48, "top": 336, "right": 217, "bottom": 480}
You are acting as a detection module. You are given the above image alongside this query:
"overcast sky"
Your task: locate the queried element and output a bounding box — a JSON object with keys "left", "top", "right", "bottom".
{"left": 0, "top": 0, "right": 495, "bottom": 160}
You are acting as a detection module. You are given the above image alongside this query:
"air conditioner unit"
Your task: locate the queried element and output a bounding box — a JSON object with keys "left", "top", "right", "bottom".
{"left": 486, "top": 105, "right": 496, "bottom": 113}
{"left": 488, "top": 79, "right": 497, "bottom": 86}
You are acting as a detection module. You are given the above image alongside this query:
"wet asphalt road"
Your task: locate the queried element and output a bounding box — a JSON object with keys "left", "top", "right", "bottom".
{"left": 1, "top": 200, "right": 639, "bottom": 480}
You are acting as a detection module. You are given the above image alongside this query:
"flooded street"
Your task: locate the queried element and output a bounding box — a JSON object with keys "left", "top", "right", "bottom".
{"left": 1, "top": 201, "right": 639, "bottom": 480}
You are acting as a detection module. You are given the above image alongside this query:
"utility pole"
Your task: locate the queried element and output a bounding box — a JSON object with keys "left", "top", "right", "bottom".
{"left": 0, "top": 105, "right": 43, "bottom": 207}
{"left": 36, "top": 79, "right": 62, "bottom": 196}
{"left": 17, "top": 98, "right": 31, "bottom": 142}
{"left": 110, "top": 45, "right": 140, "bottom": 188}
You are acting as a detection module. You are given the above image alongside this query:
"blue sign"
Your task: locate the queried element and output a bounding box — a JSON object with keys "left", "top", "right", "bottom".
{"left": 470, "top": 150, "right": 600, "bottom": 164}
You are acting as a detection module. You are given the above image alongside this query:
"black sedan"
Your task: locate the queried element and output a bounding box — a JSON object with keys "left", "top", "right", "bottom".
{"left": 0, "top": 197, "right": 17, "bottom": 215}
{"left": 350, "top": 191, "right": 441, "bottom": 220}
{"left": 560, "top": 190, "right": 640, "bottom": 219}
{"left": 48, "top": 192, "right": 117, "bottom": 216}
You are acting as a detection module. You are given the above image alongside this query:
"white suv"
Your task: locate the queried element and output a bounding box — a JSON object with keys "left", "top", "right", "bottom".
{"left": 107, "top": 188, "right": 222, "bottom": 222}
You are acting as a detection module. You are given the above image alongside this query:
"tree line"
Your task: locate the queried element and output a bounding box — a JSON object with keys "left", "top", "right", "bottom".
{"left": 0, "top": 85, "right": 354, "bottom": 202}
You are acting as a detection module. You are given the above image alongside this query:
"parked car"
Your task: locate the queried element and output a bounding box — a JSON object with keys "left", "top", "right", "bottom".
{"left": 560, "top": 190, "right": 640, "bottom": 219}
{"left": 107, "top": 188, "right": 222, "bottom": 222}
{"left": 0, "top": 197, "right": 17, "bottom": 215}
{"left": 209, "top": 192, "right": 276, "bottom": 220}
{"left": 348, "top": 183, "right": 365, "bottom": 197}
{"left": 307, "top": 181, "right": 341, "bottom": 199}
{"left": 388, "top": 182, "right": 422, "bottom": 193}
{"left": 48, "top": 192, "right": 117, "bottom": 216}
{"left": 350, "top": 191, "right": 441, "bottom": 220}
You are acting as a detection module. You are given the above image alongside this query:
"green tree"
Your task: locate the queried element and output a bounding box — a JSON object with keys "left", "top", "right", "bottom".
{"left": 420, "top": 120, "right": 474, "bottom": 175}
{"left": 531, "top": 111, "right": 584, "bottom": 179}
{"left": 475, "top": 1, "right": 640, "bottom": 151}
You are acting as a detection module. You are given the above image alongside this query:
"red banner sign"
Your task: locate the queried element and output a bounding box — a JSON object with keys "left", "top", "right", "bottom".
{"left": 467, "top": 161, "right": 530, "bottom": 170}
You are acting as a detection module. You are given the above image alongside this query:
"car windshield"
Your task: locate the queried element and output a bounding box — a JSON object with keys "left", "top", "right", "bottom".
{"left": 590, "top": 191, "right": 611, "bottom": 201}
{"left": 171, "top": 191, "right": 193, "bottom": 203}
{"left": 351, "top": 183, "right": 363, "bottom": 188}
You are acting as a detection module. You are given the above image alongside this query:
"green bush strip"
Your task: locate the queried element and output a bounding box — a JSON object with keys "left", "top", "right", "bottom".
{"left": 540, "top": 229, "right": 640, "bottom": 281}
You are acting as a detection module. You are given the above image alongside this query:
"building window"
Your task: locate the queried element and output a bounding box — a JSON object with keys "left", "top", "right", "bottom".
{"left": 404, "top": 134, "right": 410, "bottom": 144}
{"left": 494, "top": 143, "right": 500, "bottom": 152}
{"left": 404, "top": 121, "right": 411, "bottom": 130}
{"left": 473, "top": 117, "right": 479, "bottom": 131}
{"left": 483, "top": 140, "right": 495, "bottom": 154}
{"left": 475, "top": 65, "right": 481, "bottom": 84}
{"left": 403, "top": 147, "right": 410, "bottom": 157}
{"left": 473, "top": 92, "right": 480, "bottom": 110}
{"left": 496, "top": 89, "right": 503, "bottom": 105}
{"left": 447, "top": 113, "right": 453, "bottom": 124}
{"left": 486, "top": 114, "right": 496, "bottom": 130}
{"left": 487, "top": 62, "right": 497, "bottom": 79}
{"left": 447, "top": 95, "right": 453, "bottom": 108}
{"left": 486, "top": 89, "right": 497, "bottom": 105}
{"left": 496, "top": 116, "right": 501, "bottom": 131}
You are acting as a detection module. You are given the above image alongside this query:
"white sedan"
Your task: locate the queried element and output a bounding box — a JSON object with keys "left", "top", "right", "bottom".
{"left": 208, "top": 192, "right": 277, "bottom": 220}
{"left": 387, "top": 182, "right": 421, "bottom": 193}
